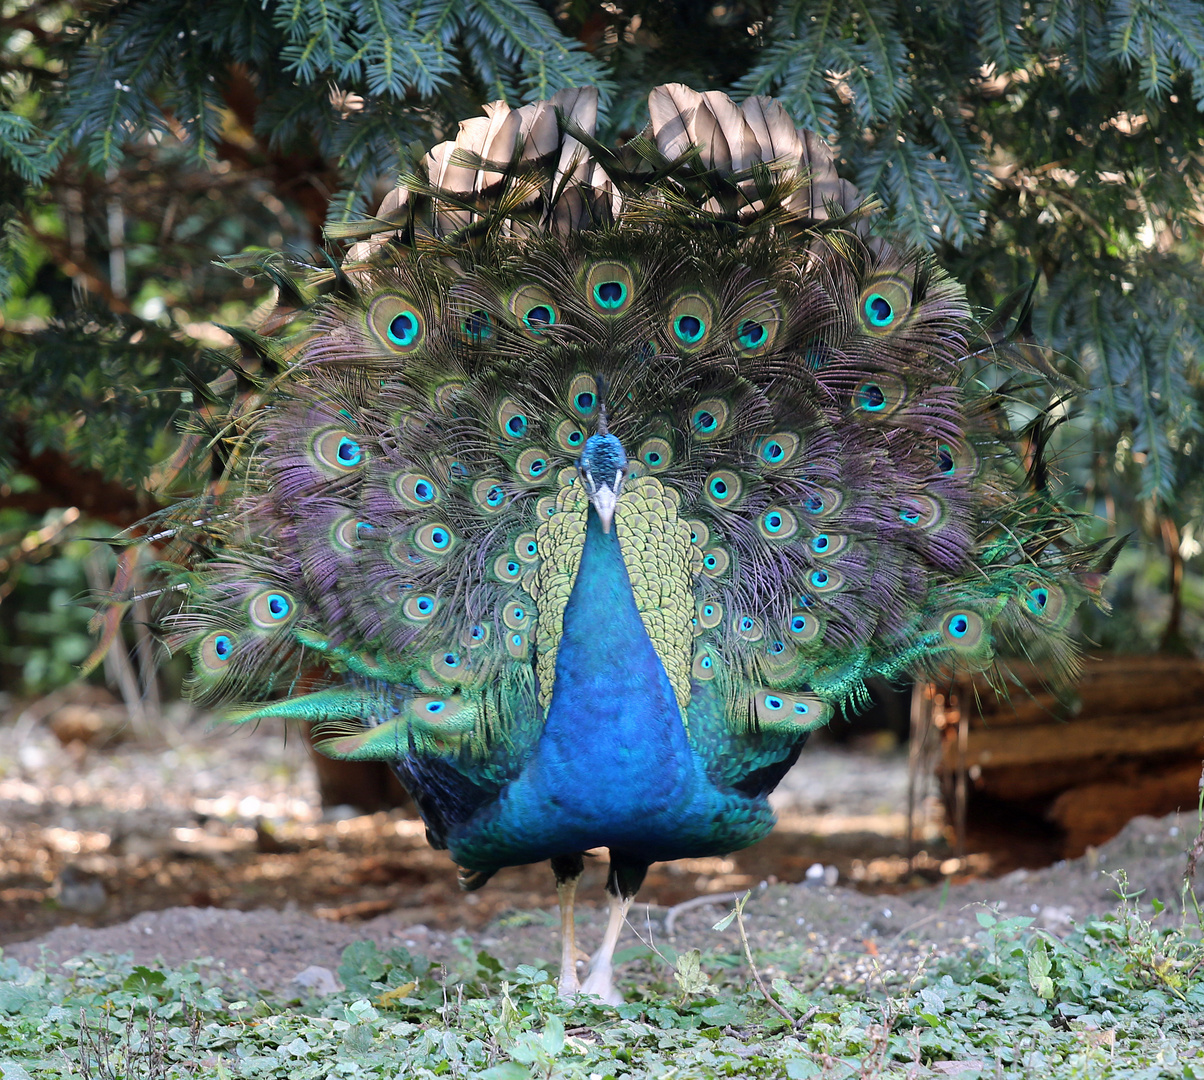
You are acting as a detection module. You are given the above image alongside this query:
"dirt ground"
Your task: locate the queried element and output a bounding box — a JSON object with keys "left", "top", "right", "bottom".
{"left": 2, "top": 703, "right": 1201, "bottom": 995}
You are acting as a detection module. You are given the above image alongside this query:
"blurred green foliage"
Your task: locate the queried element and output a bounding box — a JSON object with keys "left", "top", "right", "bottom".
{"left": 2, "top": 0, "right": 1204, "bottom": 695}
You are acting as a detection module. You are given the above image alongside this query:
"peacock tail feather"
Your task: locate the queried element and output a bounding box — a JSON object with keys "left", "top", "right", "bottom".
{"left": 99, "top": 84, "right": 1111, "bottom": 879}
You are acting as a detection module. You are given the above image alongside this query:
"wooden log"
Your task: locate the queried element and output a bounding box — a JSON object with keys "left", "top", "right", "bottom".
{"left": 1047, "top": 760, "right": 1204, "bottom": 857}
{"left": 944, "top": 655, "right": 1204, "bottom": 728}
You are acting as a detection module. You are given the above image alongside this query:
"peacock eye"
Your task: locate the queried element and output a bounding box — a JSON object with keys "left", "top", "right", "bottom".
{"left": 738, "top": 320, "right": 767, "bottom": 348}
{"left": 388, "top": 311, "right": 419, "bottom": 346}
{"left": 764, "top": 695, "right": 784, "bottom": 710}
{"left": 856, "top": 383, "right": 887, "bottom": 412}
{"left": 593, "top": 280, "right": 627, "bottom": 308}
{"left": 764, "top": 512, "right": 783, "bottom": 532}
{"left": 1027, "top": 587, "right": 1049, "bottom": 614}
{"left": 507, "top": 415, "right": 527, "bottom": 437}
{"left": 250, "top": 590, "right": 295, "bottom": 628}
{"left": 701, "top": 656, "right": 712, "bottom": 668}
{"left": 693, "top": 409, "right": 718, "bottom": 433}
{"left": 443, "top": 653, "right": 459, "bottom": 666}
{"left": 487, "top": 485, "right": 504, "bottom": 506}
{"left": 709, "top": 477, "right": 728, "bottom": 498}
{"left": 675, "top": 315, "right": 705, "bottom": 343}
{"left": 425, "top": 701, "right": 446, "bottom": 713}
{"left": 762, "top": 441, "right": 784, "bottom": 463}
{"left": 947, "top": 614, "right": 970, "bottom": 637}
{"left": 213, "top": 635, "right": 232, "bottom": 659}
{"left": 937, "top": 444, "right": 956, "bottom": 474}
{"left": 524, "top": 304, "right": 555, "bottom": 330}
{"left": 414, "top": 481, "right": 434, "bottom": 502}
{"left": 574, "top": 391, "right": 596, "bottom": 414}
{"left": 811, "top": 534, "right": 830, "bottom": 553}
{"left": 793, "top": 701, "right": 810, "bottom": 715}
{"left": 790, "top": 615, "right": 807, "bottom": 632}
{"left": 461, "top": 309, "right": 493, "bottom": 342}
{"left": 768, "top": 640, "right": 785, "bottom": 654}
{"left": 804, "top": 495, "right": 824, "bottom": 513}
{"left": 864, "top": 293, "right": 894, "bottom": 327}
{"left": 810, "top": 570, "right": 829, "bottom": 588}
{"left": 900, "top": 508, "right": 921, "bottom": 525}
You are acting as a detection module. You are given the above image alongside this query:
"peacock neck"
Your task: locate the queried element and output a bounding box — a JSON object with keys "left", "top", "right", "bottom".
{"left": 533, "top": 505, "right": 698, "bottom": 826}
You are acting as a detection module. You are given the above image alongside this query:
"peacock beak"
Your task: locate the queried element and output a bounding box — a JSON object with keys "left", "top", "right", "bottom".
{"left": 580, "top": 467, "right": 624, "bottom": 533}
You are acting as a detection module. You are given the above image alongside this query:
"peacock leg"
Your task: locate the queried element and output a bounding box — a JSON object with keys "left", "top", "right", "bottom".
{"left": 551, "top": 854, "right": 585, "bottom": 998}
{"left": 579, "top": 854, "right": 647, "bottom": 1005}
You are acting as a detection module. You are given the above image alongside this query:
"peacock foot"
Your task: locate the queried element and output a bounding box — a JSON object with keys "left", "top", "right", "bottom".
{"left": 578, "top": 958, "right": 623, "bottom": 1006}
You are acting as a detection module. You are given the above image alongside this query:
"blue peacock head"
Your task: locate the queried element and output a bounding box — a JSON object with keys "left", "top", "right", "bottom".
{"left": 577, "top": 433, "right": 628, "bottom": 533}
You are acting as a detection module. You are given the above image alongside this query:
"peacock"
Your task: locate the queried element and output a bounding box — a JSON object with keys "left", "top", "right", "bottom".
{"left": 97, "top": 84, "right": 1111, "bottom": 1003}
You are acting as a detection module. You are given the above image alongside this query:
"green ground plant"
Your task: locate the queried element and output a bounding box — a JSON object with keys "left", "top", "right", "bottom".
{"left": 1, "top": 878, "right": 1201, "bottom": 1080}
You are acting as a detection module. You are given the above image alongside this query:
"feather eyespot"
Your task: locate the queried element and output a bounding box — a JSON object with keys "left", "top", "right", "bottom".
{"left": 734, "top": 614, "right": 764, "bottom": 641}
{"left": 460, "top": 309, "right": 493, "bottom": 343}
{"left": 249, "top": 591, "right": 295, "bottom": 629}
{"left": 732, "top": 298, "right": 781, "bottom": 354}
{"left": 515, "top": 448, "right": 551, "bottom": 484}
{"left": 199, "top": 631, "right": 235, "bottom": 671}
{"left": 565, "top": 374, "right": 598, "bottom": 418}
{"left": 738, "top": 321, "right": 766, "bottom": 348}
{"left": 692, "top": 650, "right": 717, "bottom": 680}
{"left": 402, "top": 594, "right": 438, "bottom": 622}
{"left": 758, "top": 508, "right": 797, "bottom": 541}
{"left": 496, "top": 399, "right": 529, "bottom": 440}
{"left": 852, "top": 373, "right": 908, "bottom": 418}
{"left": 704, "top": 470, "right": 742, "bottom": 508}
{"left": 506, "top": 631, "right": 529, "bottom": 659}
{"left": 471, "top": 478, "right": 508, "bottom": 514}
{"left": 899, "top": 496, "right": 943, "bottom": 530}
{"left": 857, "top": 275, "right": 912, "bottom": 335}
{"left": 493, "top": 554, "right": 522, "bottom": 581}
{"left": 414, "top": 523, "right": 456, "bottom": 555}
{"left": 701, "top": 548, "right": 731, "bottom": 577}
{"left": 688, "top": 520, "right": 710, "bottom": 549}
{"left": 332, "top": 517, "right": 359, "bottom": 550}
{"left": 463, "top": 623, "right": 490, "bottom": 648}
{"left": 788, "top": 611, "right": 822, "bottom": 643}
{"left": 692, "top": 399, "right": 729, "bottom": 440}
{"left": 555, "top": 420, "right": 586, "bottom": 451}
{"left": 864, "top": 294, "right": 893, "bottom": 327}
{"left": 757, "top": 432, "right": 800, "bottom": 467}
{"left": 856, "top": 383, "right": 887, "bottom": 412}
{"left": 697, "top": 601, "right": 724, "bottom": 629}
{"left": 638, "top": 437, "right": 673, "bottom": 472}
{"left": 939, "top": 609, "right": 986, "bottom": 649}
{"left": 502, "top": 603, "right": 529, "bottom": 630}
{"left": 1021, "top": 582, "right": 1067, "bottom": 623}
{"left": 585, "top": 261, "right": 635, "bottom": 315}
{"left": 935, "top": 441, "right": 979, "bottom": 479}
{"left": 807, "top": 567, "right": 845, "bottom": 593}
{"left": 509, "top": 284, "right": 560, "bottom": 337}
{"left": 396, "top": 473, "right": 441, "bottom": 509}
{"left": 313, "top": 430, "right": 364, "bottom": 472}
{"left": 667, "top": 295, "right": 713, "bottom": 350}
{"left": 367, "top": 294, "right": 427, "bottom": 353}
{"left": 515, "top": 533, "right": 539, "bottom": 563}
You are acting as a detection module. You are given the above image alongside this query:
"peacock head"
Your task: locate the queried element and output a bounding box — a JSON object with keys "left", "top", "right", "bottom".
{"left": 577, "top": 433, "right": 628, "bottom": 534}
